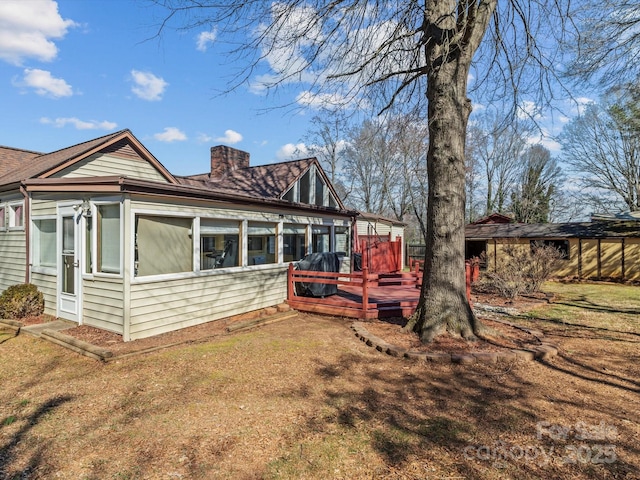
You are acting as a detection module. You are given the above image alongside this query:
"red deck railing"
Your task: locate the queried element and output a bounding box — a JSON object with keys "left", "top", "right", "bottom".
{"left": 287, "top": 264, "right": 422, "bottom": 319}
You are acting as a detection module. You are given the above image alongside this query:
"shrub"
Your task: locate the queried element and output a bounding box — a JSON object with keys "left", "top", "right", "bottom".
{"left": 0, "top": 284, "right": 45, "bottom": 319}
{"left": 474, "top": 242, "right": 562, "bottom": 299}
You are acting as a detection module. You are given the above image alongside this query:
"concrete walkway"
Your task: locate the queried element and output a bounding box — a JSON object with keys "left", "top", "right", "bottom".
{"left": 21, "top": 320, "right": 75, "bottom": 338}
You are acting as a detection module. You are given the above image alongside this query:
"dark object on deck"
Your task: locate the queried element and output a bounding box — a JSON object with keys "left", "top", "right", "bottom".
{"left": 353, "top": 253, "right": 362, "bottom": 272}
{"left": 295, "top": 252, "right": 340, "bottom": 297}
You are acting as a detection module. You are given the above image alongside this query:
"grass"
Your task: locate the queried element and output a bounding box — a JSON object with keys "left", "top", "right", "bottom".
{"left": 0, "top": 284, "right": 639, "bottom": 479}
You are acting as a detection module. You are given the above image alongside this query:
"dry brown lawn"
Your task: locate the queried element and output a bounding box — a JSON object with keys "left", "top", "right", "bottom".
{"left": 0, "top": 281, "right": 638, "bottom": 479}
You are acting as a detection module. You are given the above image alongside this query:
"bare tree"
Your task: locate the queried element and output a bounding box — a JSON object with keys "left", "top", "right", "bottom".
{"left": 465, "top": 124, "right": 484, "bottom": 223}
{"left": 471, "top": 110, "right": 533, "bottom": 216}
{"left": 342, "top": 119, "right": 390, "bottom": 214}
{"left": 560, "top": 99, "right": 640, "bottom": 212}
{"left": 510, "top": 145, "right": 563, "bottom": 223}
{"left": 565, "top": 1, "right": 640, "bottom": 88}
{"left": 156, "top": 0, "right": 575, "bottom": 342}
{"left": 303, "top": 110, "right": 351, "bottom": 201}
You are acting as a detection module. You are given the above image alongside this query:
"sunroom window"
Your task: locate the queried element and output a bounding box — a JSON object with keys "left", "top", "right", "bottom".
{"left": 97, "top": 204, "right": 121, "bottom": 274}
{"left": 200, "top": 219, "right": 240, "bottom": 270}
{"left": 283, "top": 224, "right": 307, "bottom": 262}
{"left": 136, "top": 215, "right": 193, "bottom": 276}
{"left": 33, "top": 219, "right": 56, "bottom": 268}
{"left": 248, "top": 222, "right": 277, "bottom": 265}
{"left": 335, "top": 226, "right": 350, "bottom": 254}
{"left": 312, "top": 225, "right": 330, "bottom": 253}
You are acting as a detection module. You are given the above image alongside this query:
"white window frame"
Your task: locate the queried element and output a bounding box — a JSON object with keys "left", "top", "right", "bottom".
{"left": 0, "top": 204, "right": 6, "bottom": 231}
{"left": 8, "top": 201, "right": 25, "bottom": 230}
{"left": 31, "top": 215, "right": 57, "bottom": 275}
{"left": 86, "top": 199, "right": 123, "bottom": 278}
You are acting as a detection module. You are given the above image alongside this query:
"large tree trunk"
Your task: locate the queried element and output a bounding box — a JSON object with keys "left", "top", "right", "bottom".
{"left": 406, "top": 3, "right": 492, "bottom": 341}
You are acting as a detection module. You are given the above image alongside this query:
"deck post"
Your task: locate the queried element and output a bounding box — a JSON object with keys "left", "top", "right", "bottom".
{"left": 287, "top": 263, "right": 295, "bottom": 302}
{"left": 465, "top": 261, "right": 471, "bottom": 302}
{"left": 362, "top": 266, "right": 369, "bottom": 317}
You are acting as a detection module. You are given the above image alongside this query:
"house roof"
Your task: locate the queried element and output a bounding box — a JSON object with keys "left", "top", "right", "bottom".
{"left": 357, "top": 212, "right": 406, "bottom": 226}
{"left": 0, "top": 146, "right": 42, "bottom": 179}
{"left": 471, "top": 213, "right": 513, "bottom": 224}
{"left": 177, "top": 157, "right": 346, "bottom": 211}
{"left": 0, "top": 129, "right": 177, "bottom": 186}
{"left": 466, "top": 221, "right": 640, "bottom": 240}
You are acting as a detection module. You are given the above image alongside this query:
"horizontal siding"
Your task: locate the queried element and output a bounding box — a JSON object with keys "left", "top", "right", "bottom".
{"left": 54, "top": 153, "right": 169, "bottom": 183}
{"left": 0, "top": 231, "right": 26, "bottom": 292}
{"left": 129, "top": 266, "right": 287, "bottom": 340}
{"left": 31, "top": 198, "right": 58, "bottom": 217}
{"left": 31, "top": 272, "right": 57, "bottom": 316}
{"left": 82, "top": 277, "right": 124, "bottom": 334}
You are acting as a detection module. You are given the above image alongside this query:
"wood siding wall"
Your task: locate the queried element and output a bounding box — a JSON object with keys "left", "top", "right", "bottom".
{"left": 52, "top": 153, "right": 168, "bottom": 183}
{"left": 31, "top": 272, "right": 56, "bottom": 316}
{"left": 129, "top": 266, "right": 287, "bottom": 340}
{"left": 0, "top": 230, "right": 26, "bottom": 291}
{"left": 82, "top": 277, "right": 124, "bottom": 334}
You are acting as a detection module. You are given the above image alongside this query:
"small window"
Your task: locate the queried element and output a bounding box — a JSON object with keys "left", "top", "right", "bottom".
{"left": 248, "top": 222, "right": 277, "bottom": 265}
{"left": 299, "top": 170, "right": 311, "bottom": 204}
{"left": 530, "top": 239, "right": 569, "bottom": 259}
{"left": 0, "top": 206, "right": 5, "bottom": 229}
{"left": 199, "top": 219, "right": 240, "bottom": 270}
{"left": 9, "top": 202, "right": 24, "bottom": 228}
{"left": 97, "top": 204, "right": 121, "bottom": 274}
{"left": 33, "top": 219, "right": 56, "bottom": 268}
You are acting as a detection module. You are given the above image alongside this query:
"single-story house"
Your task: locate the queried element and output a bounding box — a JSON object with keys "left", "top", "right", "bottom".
{"left": 465, "top": 221, "right": 640, "bottom": 281}
{"left": 0, "top": 129, "right": 355, "bottom": 340}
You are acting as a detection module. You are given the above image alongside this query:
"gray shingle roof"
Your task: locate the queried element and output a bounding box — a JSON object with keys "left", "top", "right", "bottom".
{"left": 0, "top": 130, "right": 129, "bottom": 185}
{"left": 177, "top": 158, "right": 316, "bottom": 200}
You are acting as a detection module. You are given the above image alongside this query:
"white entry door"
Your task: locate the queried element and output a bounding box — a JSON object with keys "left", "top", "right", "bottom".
{"left": 58, "top": 207, "right": 81, "bottom": 322}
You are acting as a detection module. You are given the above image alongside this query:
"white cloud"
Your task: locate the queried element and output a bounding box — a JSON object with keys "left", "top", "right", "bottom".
{"left": 215, "top": 129, "right": 243, "bottom": 144}
{"left": 40, "top": 117, "right": 117, "bottom": 130}
{"left": 197, "top": 133, "right": 213, "bottom": 143}
{"left": 21, "top": 68, "right": 72, "bottom": 97}
{"left": 154, "top": 127, "right": 187, "bottom": 142}
{"left": 196, "top": 29, "right": 216, "bottom": 52}
{"left": 276, "top": 143, "right": 309, "bottom": 160}
{"left": 0, "top": 0, "right": 77, "bottom": 65}
{"left": 130, "top": 70, "right": 168, "bottom": 101}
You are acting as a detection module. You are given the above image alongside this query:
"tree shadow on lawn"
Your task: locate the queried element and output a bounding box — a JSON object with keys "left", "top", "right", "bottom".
{"left": 524, "top": 313, "right": 640, "bottom": 340}
{"left": 288, "top": 351, "right": 640, "bottom": 479}
{"left": 0, "top": 395, "right": 74, "bottom": 480}
{"left": 554, "top": 296, "right": 640, "bottom": 319}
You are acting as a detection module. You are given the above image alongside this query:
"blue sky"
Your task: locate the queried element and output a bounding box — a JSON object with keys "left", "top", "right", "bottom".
{"left": 0, "top": 0, "right": 319, "bottom": 176}
{"left": 0, "top": 0, "right": 595, "bottom": 179}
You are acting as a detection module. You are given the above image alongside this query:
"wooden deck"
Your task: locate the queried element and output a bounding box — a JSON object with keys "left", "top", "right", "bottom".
{"left": 287, "top": 260, "right": 475, "bottom": 320}
{"left": 286, "top": 264, "right": 422, "bottom": 319}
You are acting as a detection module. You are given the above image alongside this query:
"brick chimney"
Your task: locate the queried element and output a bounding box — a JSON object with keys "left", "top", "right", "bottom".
{"left": 210, "top": 145, "right": 250, "bottom": 178}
